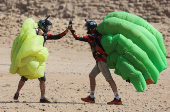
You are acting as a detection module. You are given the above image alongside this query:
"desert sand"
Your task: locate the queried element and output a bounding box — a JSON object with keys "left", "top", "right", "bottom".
{"left": 0, "top": 0, "right": 170, "bottom": 112}
{"left": 0, "top": 18, "right": 170, "bottom": 112}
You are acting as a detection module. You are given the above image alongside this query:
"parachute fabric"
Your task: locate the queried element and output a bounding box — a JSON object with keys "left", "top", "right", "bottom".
{"left": 10, "top": 18, "right": 49, "bottom": 79}
{"left": 97, "top": 11, "right": 167, "bottom": 92}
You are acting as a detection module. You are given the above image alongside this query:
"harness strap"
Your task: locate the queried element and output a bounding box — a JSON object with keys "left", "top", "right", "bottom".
{"left": 35, "top": 28, "right": 39, "bottom": 35}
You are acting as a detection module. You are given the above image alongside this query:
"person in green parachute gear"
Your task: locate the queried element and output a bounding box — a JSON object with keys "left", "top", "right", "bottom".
{"left": 67, "top": 20, "right": 122, "bottom": 105}
{"left": 97, "top": 11, "right": 167, "bottom": 92}
{"left": 11, "top": 15, "right": 69, "bottom": 103}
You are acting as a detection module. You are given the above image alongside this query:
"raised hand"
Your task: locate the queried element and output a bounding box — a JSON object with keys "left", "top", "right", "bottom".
{"left": 68, "top": 20, "right": 72, "bottom": 30}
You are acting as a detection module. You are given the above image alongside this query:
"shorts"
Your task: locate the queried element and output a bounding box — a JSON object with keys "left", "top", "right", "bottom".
{"left": 89, "top": 61, "right": 113, "bottom": 81}
{"left": 21, "top": 73, "right": 46, "bottom": 82}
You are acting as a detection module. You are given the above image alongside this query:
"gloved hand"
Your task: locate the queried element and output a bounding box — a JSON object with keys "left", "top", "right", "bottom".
{"left": 68, "top": 20, "right": 72, "bottom": 30}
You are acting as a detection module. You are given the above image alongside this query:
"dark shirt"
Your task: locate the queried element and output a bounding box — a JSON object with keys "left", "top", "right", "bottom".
{"left": 43, "top": 29, "right": 69, "bottom": 45}
{"left": 70, "top": 28, "right": 107, "bottom": 62}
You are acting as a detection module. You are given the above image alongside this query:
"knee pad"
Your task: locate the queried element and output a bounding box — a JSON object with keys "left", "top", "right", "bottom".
{"left": 38, "top": 76, "right": 46, "bottom": 82}
{"left": 21, "top": 76, "right": 28, "bottom": 82}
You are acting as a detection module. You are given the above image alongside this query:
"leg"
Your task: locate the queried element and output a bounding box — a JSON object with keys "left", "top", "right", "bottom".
{"left": 89, "top": 64, "right": 101, "bottom": 92}
{"left": 89, "top": 75, "right": 96, "bottom": 92}
{"left": 40, "top": 81, "right": 45, "bottom": 97}
{"left": 14, "top": 76, "right": 27, "bottom": 100}
{"left": 107, "top": 79, "right": 117, "bottom": 93}
{"left": 81, "top": 64, "right": 100, "bottom": 103}
{"left": 38, "top": 74, "right": 50, "bottom": 103}
{"left": 17, "top": 79, "right": 25, "bottom": 92}
{"left": 38, "top": 74, "right": 46, "bottom": 98}
{"left": 97, "top": 61, "right": 122, "bottom": 104}
{"left": 97, "top": 61, "right": 118, "bottom": 93}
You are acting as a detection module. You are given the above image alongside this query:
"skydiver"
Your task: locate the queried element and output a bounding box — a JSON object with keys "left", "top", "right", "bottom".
{"left": 67, "top": 20, "right": 122, "bottom": 105}
{"left": 13, "top": 16, "right": 69, "bottom": 103}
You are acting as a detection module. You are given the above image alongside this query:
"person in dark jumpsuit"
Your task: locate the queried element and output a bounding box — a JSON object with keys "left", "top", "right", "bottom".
{"left": 13, "top": 16, "right": 69, "bottom": 103}
{"left": 68, "top": 19, "right": 122, "bottom": 105}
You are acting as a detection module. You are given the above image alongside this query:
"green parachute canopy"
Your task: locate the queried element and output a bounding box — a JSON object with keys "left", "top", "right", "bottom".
{"left": 96, "top": 11, "right": 167, "bottom": 92}
{"left": 10, "top": 18, "right": 49, "bottom": 79}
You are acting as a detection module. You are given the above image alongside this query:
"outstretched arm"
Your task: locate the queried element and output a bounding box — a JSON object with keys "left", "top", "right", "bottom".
{"left": 69, "top": 28, "right": 88, "bottom": 42}
{"left": 47, "top": 29, "right": 69, "bottom": 40}
{"left": 68, "top": 20, "right": 88, "bottom": 42}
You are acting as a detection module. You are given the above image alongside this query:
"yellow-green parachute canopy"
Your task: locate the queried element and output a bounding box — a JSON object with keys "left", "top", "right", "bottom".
{"left": 10, "top": 18, "right": 49, "bottom": 79}
{"left": 96, "top": 11, "right": 167, "bottom": 92}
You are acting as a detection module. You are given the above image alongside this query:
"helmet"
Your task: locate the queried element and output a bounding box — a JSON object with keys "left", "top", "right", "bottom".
{"left": 83, "top": 19, "right": 97, "bottom": 34}
{"left": 38, "top": 15, "right": 52, "bottom": 33}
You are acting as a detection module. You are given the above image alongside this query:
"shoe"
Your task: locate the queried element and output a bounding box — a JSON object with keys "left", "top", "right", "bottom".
{"left": 40, "top": 97, "right": 51, "bottom": 103}
{"left": 107, "top": 98, "right": 122, "bottom": 105}
{"left": 13, "top": 93, "right": 19, "bottom": 100}
{"left": 81, "top": 96, "right": 95, "bottom": 103}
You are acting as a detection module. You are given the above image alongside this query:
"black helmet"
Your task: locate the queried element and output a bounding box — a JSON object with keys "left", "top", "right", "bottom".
{"left": 38, "top": 15, "right": 52, "bottom": 33}
{"left": 83, "top": 19, "right": 97, "bottom": 34}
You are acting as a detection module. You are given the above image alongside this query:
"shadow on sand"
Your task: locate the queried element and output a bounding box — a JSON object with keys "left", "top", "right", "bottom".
{"left": 0, "top": 101, "right": 125, "bottom": 106}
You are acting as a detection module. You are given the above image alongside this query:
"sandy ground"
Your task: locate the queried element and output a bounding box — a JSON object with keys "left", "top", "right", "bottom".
{"left": 0, "top": 39, "right": 170, "bottom": 112}
{"left": 0, "top": 14, "right": 170, "bottom": 112}
{"left": 0, "top": 0, "right": 170, "bottom": 110}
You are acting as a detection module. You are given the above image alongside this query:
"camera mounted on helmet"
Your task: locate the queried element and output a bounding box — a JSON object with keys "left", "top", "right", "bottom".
{"left": 83, "top": 19, "right": 97, "bottom": 34}
{"left": 38, "top": 15, "right": 52, "bottom": 34}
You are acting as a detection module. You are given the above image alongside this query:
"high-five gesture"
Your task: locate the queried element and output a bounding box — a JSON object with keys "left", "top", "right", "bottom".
{"left": 68, "top": 20, "right": 72, "bottom": 30}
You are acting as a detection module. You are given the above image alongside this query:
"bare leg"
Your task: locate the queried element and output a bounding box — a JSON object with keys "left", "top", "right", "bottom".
{"left": 89, "top": 64, "right": 100, "bottom": 92}
{"left": 81, "top": 64, "right": 100, "bottom": 102}
{"left": 97, "top": 61, "right": 118, "bottom": 93}
{"left": 39, "top": 81, "right": 50, "bottom": 102}
{"left": 14, "top": 79, "right": 25, "bottom": 100}
{"left": 17, "top": 79, "right": 25, "bottom": 92}
{"left": 107, "top": 79, "right": 118, "bottom": 93}
{"left": 81, "top": 75, "right": 96, "bottom": 103}
{"left": 40, "top": 81, "right": 45, "bottom": 97}
{"left": 89, "top": 75, "right": 96, "bottom": 91}
{"left": 107, "top": 79, "right": 122, "bottom": 104}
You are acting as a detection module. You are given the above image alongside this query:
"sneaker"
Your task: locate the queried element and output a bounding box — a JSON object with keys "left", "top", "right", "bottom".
{"left": 107, "top": 98, "right": 122, "bottom": 105}
{"left": 81, "top": 96, "right": 95, "bottom": 103}
{"left": 13, "top": 93, "right": 19, "bottom": 100}
{"left": 40, "top": 97, "right": 51, "bottom": 103}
